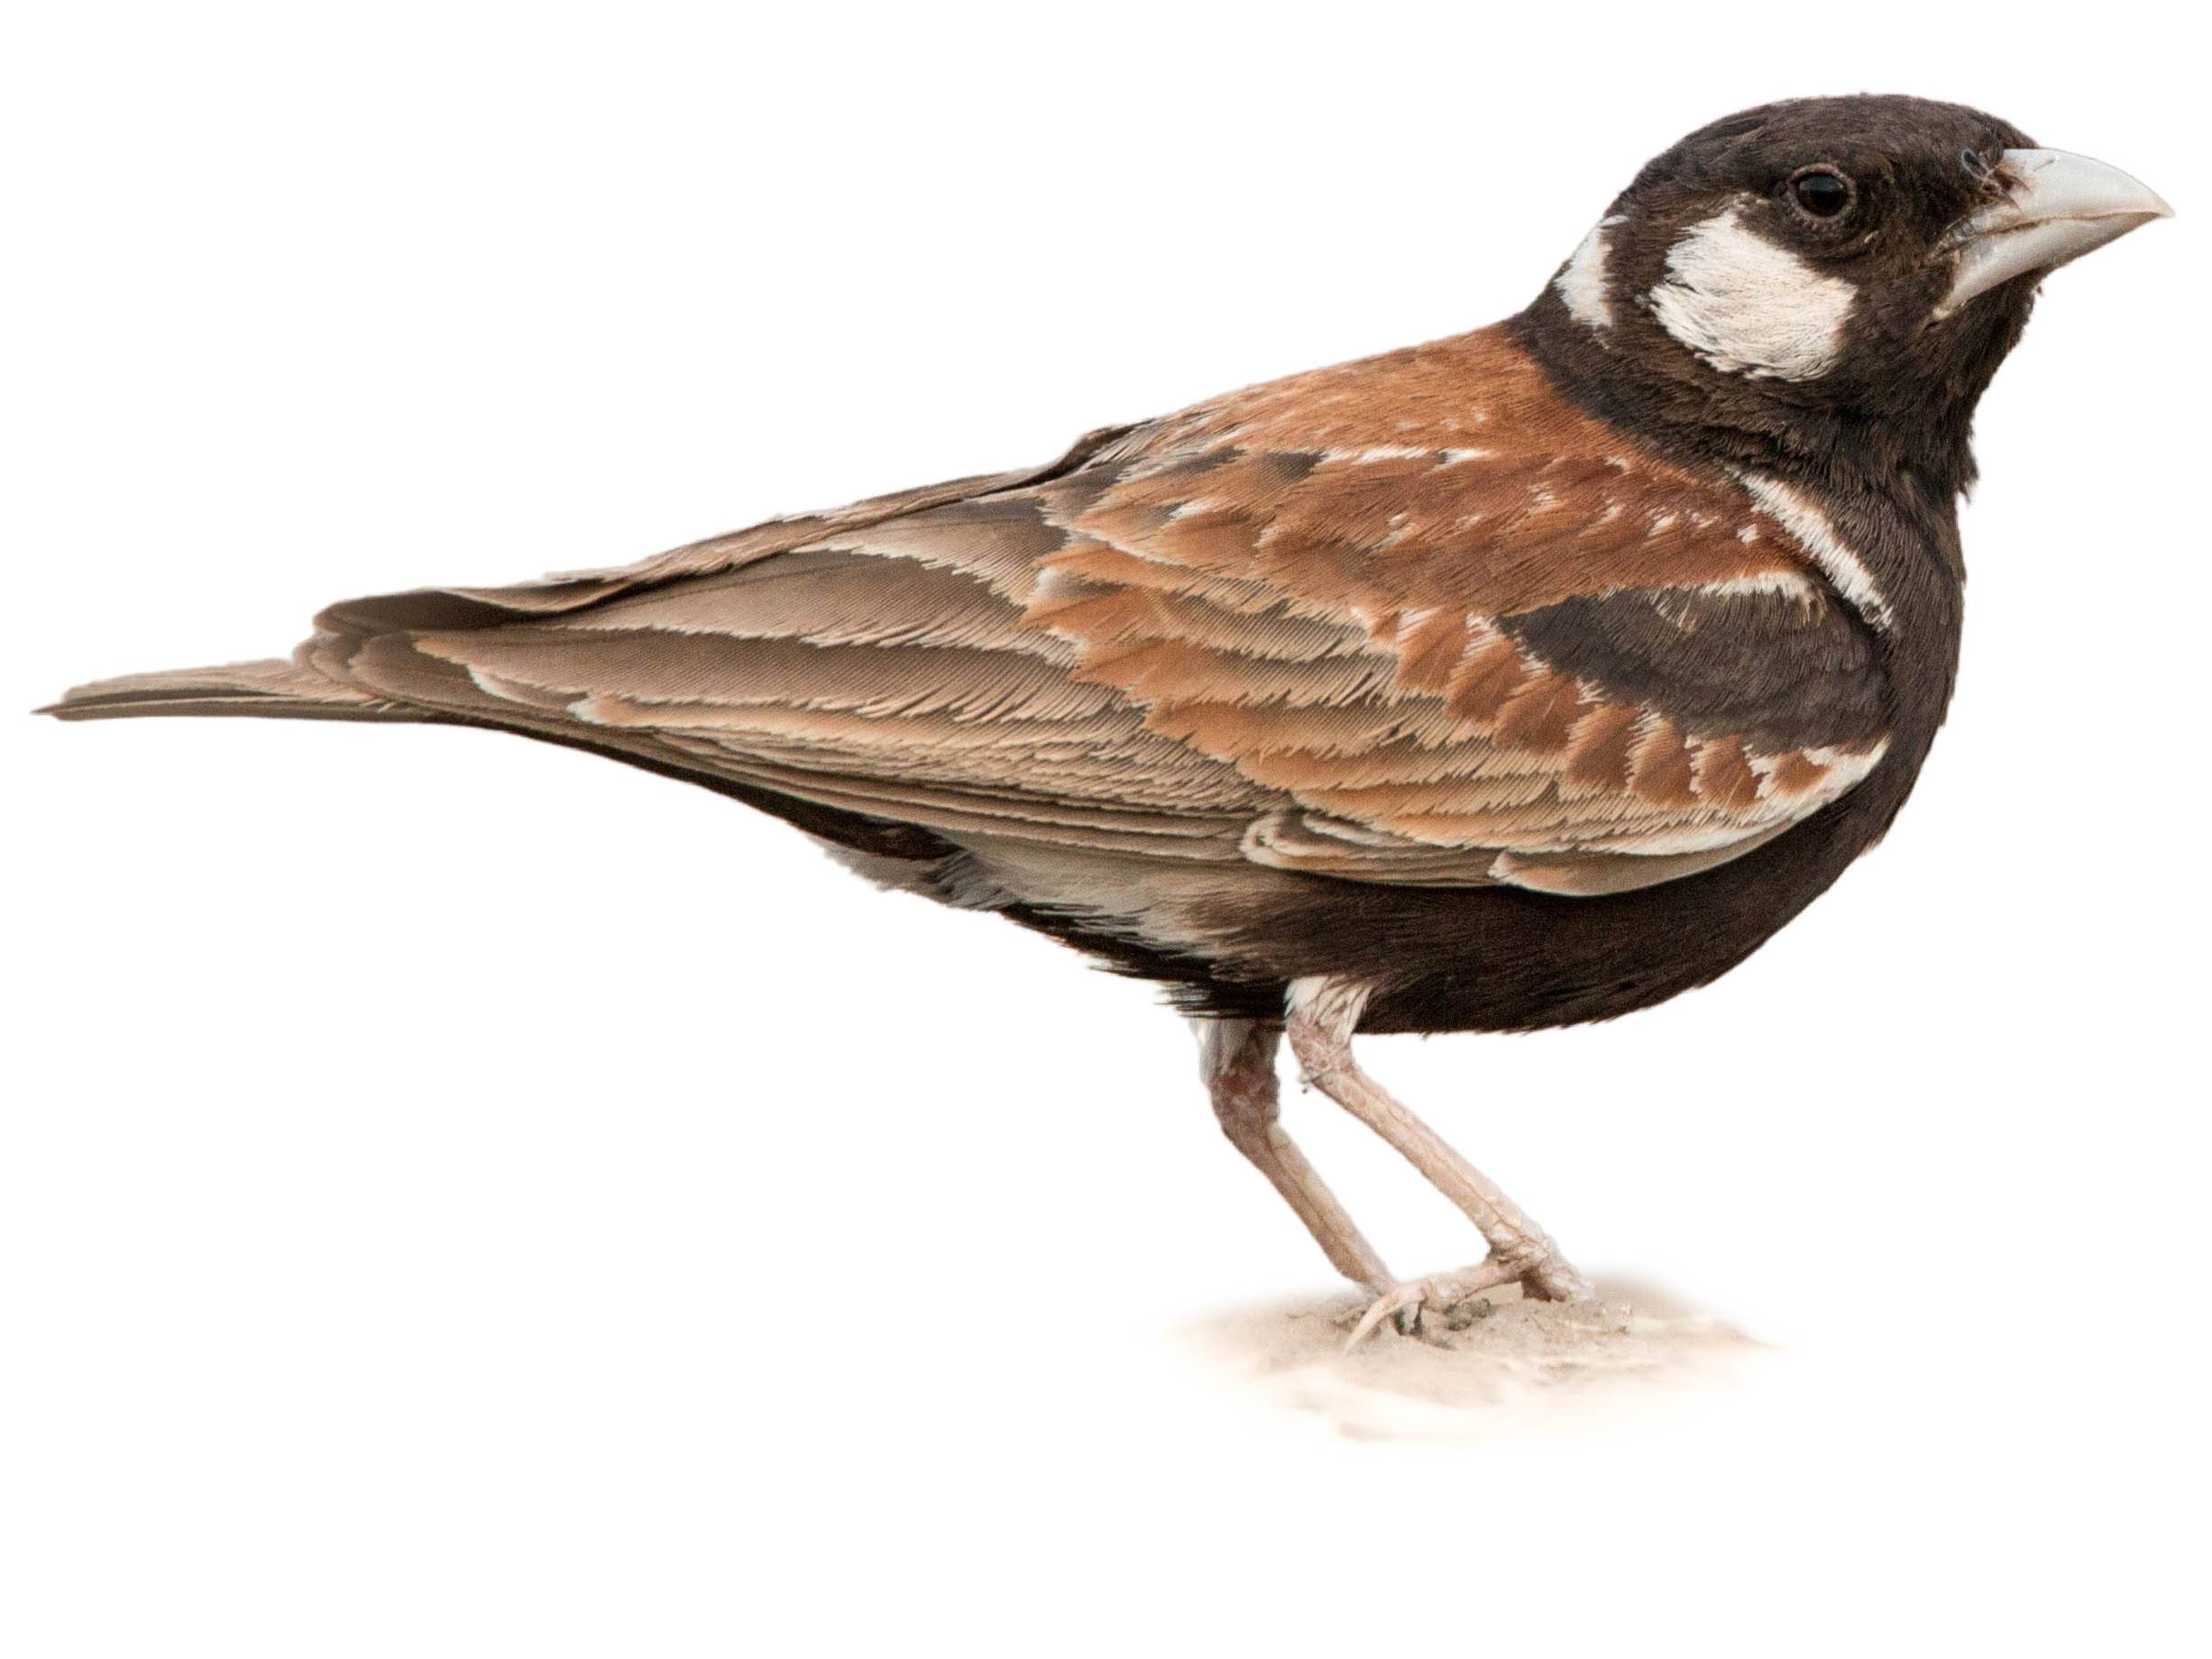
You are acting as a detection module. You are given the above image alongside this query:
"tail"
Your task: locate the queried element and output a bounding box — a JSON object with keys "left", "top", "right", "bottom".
{"left": 39, "top": 657, "right": 419, "bottom": 724}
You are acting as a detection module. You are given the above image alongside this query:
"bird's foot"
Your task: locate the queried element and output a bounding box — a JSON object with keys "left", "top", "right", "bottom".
{"left": 1343, "top": 1242, "right": 1593, "bottom": 1351}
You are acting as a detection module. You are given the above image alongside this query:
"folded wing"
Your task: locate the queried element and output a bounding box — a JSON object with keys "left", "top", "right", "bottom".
{"left": 307, "top": 327, "right": 1891, "bottom": 894}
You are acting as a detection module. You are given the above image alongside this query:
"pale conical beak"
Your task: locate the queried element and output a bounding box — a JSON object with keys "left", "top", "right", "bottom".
{"left": 1935, "top": 148, "right": 2173, "bottom": 318}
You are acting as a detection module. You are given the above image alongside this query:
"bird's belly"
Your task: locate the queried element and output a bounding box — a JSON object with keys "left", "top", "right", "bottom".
{"left": 1343, "top": 809, "right": 1884, "bottom": 1033}
{"left": 811, "top": 798, "right": 1879, "bottom": 1032}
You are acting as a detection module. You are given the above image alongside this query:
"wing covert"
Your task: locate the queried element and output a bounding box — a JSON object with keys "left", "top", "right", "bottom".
{"left": 303, "top": 325, "right": 1892, "bottom": 895}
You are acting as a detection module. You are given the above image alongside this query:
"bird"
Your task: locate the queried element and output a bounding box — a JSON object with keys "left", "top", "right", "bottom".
{"left": 44, "top": 96, "right": 2171, "bottom": 1343}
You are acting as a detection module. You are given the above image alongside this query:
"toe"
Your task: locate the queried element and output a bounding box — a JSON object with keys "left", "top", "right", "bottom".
{"left": 1344, "top": 1281, "right": 1430, "bottom": 1350}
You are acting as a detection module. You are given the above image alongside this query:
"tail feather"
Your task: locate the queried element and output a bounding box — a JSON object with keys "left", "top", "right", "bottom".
{"left": 39, "top": 657, "right": 415, "bottom": 723}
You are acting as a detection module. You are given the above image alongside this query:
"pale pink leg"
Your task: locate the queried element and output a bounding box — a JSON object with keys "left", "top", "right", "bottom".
{"left": 1285, "top": 977, "right": 1593, "bottom": 1345}
{"left": 1196, "top": 1017, "right": 1394, "bottom": 1297}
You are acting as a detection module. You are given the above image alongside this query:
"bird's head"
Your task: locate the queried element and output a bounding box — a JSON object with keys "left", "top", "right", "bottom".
{"left": 1535, "top": 95, "right": 2171, "bottom": 479}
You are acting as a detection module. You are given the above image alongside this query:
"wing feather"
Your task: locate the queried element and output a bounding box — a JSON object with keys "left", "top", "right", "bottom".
{"left": 303, "top": 325, "right": 1889, "bottom": 895}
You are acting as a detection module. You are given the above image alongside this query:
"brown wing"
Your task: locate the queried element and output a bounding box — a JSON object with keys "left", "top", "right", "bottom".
{"left": 308, "top": 449, "right": 1279, "bottom": 866}
{"left": 1025, "top": 326, "right": 1891, "bottom": 890}
{"left": 305, "top": 325, "right": 1889, "bottom": 894}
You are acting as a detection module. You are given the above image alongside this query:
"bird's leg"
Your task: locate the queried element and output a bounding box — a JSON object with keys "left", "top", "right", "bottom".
{"left": 1285, "top": 976, "right": 1593, "bottom": 1345}
{"left": 1195, "top": 1017, "right": 1394, "bottom": 1297}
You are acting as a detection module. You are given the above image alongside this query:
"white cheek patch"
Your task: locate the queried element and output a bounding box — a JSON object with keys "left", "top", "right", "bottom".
{"left": 1555, "top": 215, "right": 1624, "bottom": 330}
{"left": 1647, "top": 205, "right": 1858, "bottom": 381}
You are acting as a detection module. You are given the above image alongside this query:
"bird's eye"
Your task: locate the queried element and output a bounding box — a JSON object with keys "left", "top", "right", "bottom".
{"left": 1788, "top": 167, "right": 1855, "bottom": 219}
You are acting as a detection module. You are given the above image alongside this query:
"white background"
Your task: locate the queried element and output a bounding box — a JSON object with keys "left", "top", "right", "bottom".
{"left": 5, "top": 4, "right": 2206, "bottom": 1654}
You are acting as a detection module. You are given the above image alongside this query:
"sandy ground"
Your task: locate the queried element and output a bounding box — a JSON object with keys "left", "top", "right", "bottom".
{"left": 1187, "top": 1279, "right": 1767, "bottom": 1442}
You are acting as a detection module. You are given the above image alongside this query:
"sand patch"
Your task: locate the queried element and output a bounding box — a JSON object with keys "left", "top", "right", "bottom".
{"left": 1188, "top": 1279, "right": 1765, "bottom": 1441}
